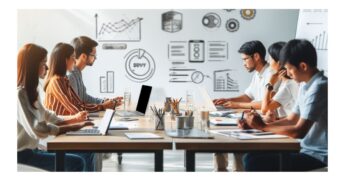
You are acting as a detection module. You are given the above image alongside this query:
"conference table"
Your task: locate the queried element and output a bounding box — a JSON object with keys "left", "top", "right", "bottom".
{"left": 47, "top": 110, "right": 300, "bottom": 172}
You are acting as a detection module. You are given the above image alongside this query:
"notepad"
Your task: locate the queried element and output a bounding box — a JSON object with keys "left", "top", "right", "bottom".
{"left": 125, "top": 133, "right": 163, "bottom": 139}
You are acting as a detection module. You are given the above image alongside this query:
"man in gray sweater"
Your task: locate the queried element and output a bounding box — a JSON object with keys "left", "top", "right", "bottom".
{"left": 67, "top": 36, "right": 122, "bottom": 107}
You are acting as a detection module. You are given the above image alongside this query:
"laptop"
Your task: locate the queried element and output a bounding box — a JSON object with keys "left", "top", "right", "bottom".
{"left": 198, "top": 87, "right": 234, "bottom": 112}
{"left": 116, "top": 85, "right": 152, "bottom": 117}
{"left": 66, "top": 109, "right": 115, "bottom": 136}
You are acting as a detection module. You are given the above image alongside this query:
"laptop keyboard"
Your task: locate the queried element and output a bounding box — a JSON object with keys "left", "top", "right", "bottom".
{"left": 66, "top": 128, "right": 100, "bottom": 135}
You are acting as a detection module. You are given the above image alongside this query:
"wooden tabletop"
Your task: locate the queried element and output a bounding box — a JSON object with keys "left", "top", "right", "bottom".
{"left": 48, "top": 111, "right": 300, "bottom": 152}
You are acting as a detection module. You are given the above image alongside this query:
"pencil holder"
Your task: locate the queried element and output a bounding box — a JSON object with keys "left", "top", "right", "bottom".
{"left": 155, "top": 115, "right": 165, "bottom": 130}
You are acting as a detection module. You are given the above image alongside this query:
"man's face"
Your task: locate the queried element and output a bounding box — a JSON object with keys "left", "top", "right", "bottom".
{"left": 241, "top": 53, "right": 255, "bottom": 72}
{"left": 86, "top": 47, "right": 97, "bottom": 66}
{"left": 284, "top": 62, "right": 303, "bottom": 83}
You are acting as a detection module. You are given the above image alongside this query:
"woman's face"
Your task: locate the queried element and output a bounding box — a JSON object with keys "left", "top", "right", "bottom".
{"left": 269, "top": 55, "right": 280, "bottom": 73}
{"left": 66, "top": 53, "right": 76, "bottom": 71}
{"left": 38, "top": 57, "right": 48, "bottom": 79}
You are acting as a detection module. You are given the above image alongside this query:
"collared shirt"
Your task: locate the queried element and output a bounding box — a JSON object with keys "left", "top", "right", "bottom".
{"left": 272, "top": 79, "right": 299, "bottom": 117}
{"left": 244, "top": 63, "right": 279, "bottom": 101}
{"left": 67, "top": 66, "right": 103, "bottom": 104}
{"left": 17, "top": 86, "right": 62, "bottom": 151}
{"left": 293, "top": 71, "right": 328, "bottom": 164}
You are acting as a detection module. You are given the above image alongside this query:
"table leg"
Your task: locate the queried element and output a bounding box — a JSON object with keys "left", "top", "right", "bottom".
{"left": 185, "top": 150, "right": 195, "bottom": 172}
{"left": 154, "top": 150, "right": 163, "bottom": 172}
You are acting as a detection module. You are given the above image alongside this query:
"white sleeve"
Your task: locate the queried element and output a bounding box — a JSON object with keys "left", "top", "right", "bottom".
{"left": 17, "top": 90, "right": 60, "bottom": 139}
{"left": 244, "top": 76, "right": 255, "bottom": 100}
{"left": 272, "top": 83, "right": 291, "bottom": 107}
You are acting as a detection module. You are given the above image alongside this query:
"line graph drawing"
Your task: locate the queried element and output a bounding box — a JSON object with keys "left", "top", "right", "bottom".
{"left": 95, "top": 14, "right": 143, "bottom": 42}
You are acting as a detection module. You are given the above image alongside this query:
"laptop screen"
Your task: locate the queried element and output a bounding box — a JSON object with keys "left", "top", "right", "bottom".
{"left": 136, "top": 85, "right": 152, "bottom": 114}
{"left": 99, "top": 109, "right": 115, "bottom": 135}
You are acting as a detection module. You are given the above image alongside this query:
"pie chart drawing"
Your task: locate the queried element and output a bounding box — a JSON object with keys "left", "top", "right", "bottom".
{"left": 124, "top": 49, "right": 156, "bottom": 83}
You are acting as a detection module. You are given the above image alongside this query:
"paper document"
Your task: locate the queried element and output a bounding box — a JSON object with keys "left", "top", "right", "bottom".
{"left": 210, "top": 129, "right": 288, "bottom": 140}
{"left": 125, "top": 133, "right": 163, "bottom": 139}
{"left": 210, "top": 118, "right": 238, "bottom": 126}
{"left": 110, "top": 121, "right": 139, "bottom": 129}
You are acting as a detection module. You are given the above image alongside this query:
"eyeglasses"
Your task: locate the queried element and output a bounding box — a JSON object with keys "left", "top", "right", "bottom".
{"left": 89, "top": 53, "right": 97, "bottom": 60}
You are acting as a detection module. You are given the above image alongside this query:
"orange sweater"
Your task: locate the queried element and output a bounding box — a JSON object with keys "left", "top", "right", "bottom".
{"left": 44, "top": 75, "right": 102, "bottom": 115}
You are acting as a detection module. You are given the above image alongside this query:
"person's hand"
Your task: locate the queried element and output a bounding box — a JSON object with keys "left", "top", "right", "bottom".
{"left": 81, "top": 121, "right": 94, "bottom": 127}
{"left": 70, "top": 121, "right": 94, "bottom": 132}
{"left": 223, "top": 101, "right": 238, "bottom": 109}
{"left": 237, "top": 119, "right": 252, "bottom": 130}
{"left": 112, "top": 97, "right": 123, "bottom": 108}
{"left": 264, "top": 110, "right": 277, "bottom": 123}
{"left": 269, "top": 72, "right": 280, "bottom": 85}
{"left": 213, "top": 98, "right": 228, "bottom": 105}
{"left": 245, "top": 112, "right": 266, "bottom": 130}
{"left": 74, "top": 111, "right": 88, "bottom": 122}
{"left": 278, "top": 68, "right": 288, "bottom": 79}
{"left": 102, "top": 100, "right": 116, "bottom": 109}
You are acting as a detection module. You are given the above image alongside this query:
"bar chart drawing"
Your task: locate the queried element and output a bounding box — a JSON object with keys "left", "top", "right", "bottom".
{"left": 311, "top": 31, "right": 327, "bottom": 51}
{"left": 95, "top": 14, "right": 142, "bottom": 42}
{"left": 100, "top": 71, "right": 114, "bottom": 93}
{"left": 214, "top": 69, "right": 239, "bottom": 92}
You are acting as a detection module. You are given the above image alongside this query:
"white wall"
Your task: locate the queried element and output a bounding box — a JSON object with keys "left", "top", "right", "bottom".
{"left": 296, "top": 9, "right": 328, "bottom": 76}
{"left": 18, "top": 9, "right": 298, "bottom": 105}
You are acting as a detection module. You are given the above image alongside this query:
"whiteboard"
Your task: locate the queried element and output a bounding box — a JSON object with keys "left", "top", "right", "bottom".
{"left": 296, "top": 9, "right": 328, "bottom": 76}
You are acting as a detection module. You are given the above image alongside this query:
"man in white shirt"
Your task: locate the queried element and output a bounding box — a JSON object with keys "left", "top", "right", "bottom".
{"left": 214, "top": 40, "right": 278, "bottom": 109}
{"left": 212, "top": 40, "right": 278, "bottom": 171}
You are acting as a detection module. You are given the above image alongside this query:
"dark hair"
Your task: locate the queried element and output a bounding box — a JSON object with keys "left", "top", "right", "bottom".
{"left": 238, "top": 40, "right": 266, "bottom": 60}
{"left": 71, "top": 36, "right": 98, "bottom": 59}
{"left": 44, "top": 43, "right": 74, "bottom": 91}
{"left": 280, "top": 39, "right": 317, "bottom": 68}
{"left": 17, "top": 43, "right": 48, "bottom": 109}
{"left": 268, "top": 42, "right": 286, "bottom": 63}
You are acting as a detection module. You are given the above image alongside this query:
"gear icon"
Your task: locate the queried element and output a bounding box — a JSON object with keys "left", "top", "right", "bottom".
{"left": 240, "top": 9, "right": 256, "bottom": 20}
{"left": 225, "top": 18, "right": 240, "bottom": 32}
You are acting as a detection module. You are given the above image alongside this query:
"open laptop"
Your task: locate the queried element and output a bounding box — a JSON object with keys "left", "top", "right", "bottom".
{"left": 198, "top": 87, "right": 234, "bottom": 112}
{"left": 66, "top": 109, "right": 115, "bottom": 136}
{"left": 116, "top": 85, "right": 152, "bottom": 117}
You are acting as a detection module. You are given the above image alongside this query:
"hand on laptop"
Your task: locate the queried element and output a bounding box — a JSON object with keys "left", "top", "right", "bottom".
{"left": 213, "top": 98, "right": 229, "bottom": 105}
{"left": 75, "top": 111, "right": 88, "bottom": 122}
{"left": 223, "top": 101, "right": 239, "bottom": 109}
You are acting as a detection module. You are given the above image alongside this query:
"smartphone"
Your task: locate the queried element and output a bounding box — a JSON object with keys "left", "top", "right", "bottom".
{"left": 189, "top": 40, "right": 205, "bottom": 63}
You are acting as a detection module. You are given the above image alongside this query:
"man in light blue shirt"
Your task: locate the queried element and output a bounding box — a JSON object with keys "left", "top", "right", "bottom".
{"left": 242, "top": 39, "right": 327, "bottom": 171}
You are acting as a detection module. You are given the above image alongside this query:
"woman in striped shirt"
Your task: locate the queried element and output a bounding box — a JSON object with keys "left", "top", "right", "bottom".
{"left": 44, "top": 43, "right": 115, "bottom": 116}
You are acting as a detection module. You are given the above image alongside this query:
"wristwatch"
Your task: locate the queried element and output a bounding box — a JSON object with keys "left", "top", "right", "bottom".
{"left": 265, "top": 83, "right": 274, "bottom": 91}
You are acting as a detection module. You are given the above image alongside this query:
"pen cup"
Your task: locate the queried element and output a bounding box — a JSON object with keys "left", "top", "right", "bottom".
{"left": 154, "top": 115, "right": 165, "bottom": 130}
{"left": 176, "top": 116, "right": 194, "bottom": 129}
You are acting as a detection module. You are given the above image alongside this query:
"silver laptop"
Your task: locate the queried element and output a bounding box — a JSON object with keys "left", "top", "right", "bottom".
{"left": 66, "top": 109, "right": 115, "bottom": 136}
{"left": 198, "top": 87, "right": 234, "bottom": 112}
{"left": 116, "top": 85, "right": 152, "bottom": 117}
